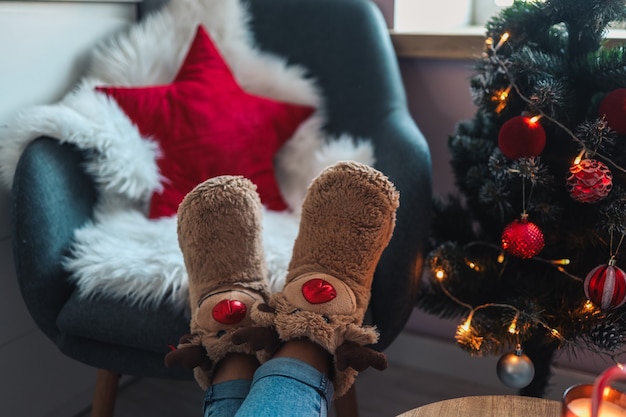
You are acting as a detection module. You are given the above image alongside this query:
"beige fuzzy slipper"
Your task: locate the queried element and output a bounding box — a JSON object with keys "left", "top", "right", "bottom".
{"left": 252, "top": 161, "right": 400, "bottom": 398}
{"left": 164, "top": 176, "right": 270, "bottom": 390}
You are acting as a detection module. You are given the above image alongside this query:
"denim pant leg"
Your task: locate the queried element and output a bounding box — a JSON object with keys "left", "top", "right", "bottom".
{"left": 204, "top": 379, "right": 251, "bottom": 417}
{"left": 235, "top": 357, "right": 334, "bottom": 417}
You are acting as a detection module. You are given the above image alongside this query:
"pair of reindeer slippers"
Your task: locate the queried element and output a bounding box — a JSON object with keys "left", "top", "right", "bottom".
{"left": 165, "top": 161, "right": 399, "bottom": 399}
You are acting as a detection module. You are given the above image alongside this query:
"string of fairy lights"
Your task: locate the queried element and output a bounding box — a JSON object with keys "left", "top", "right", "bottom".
{"left": 429, "top": 30, "right": 626, "bottom": 387}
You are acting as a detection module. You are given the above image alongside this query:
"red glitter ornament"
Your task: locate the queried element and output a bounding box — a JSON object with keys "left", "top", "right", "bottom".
{"left": 599, "top": 88, "right": 626, "bottom": 135}
{"left": 498, "top": 116, "right": 546, "bottom": 159}
{"left": 566, "top": 159, "right": 613, "bottom": 203}
{"left": 584, "top": 262, "right": 626, "bottom": 310}
{"left": 501, "top": 217, "right": 545, "bottom": 259}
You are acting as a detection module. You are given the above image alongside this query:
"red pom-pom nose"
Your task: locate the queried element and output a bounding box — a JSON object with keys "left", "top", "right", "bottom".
{"left": 302, "top": 278, "right": 337, "bottom": 304}
{"left": 212, "top": 299, "right": 247, "bottom": 324}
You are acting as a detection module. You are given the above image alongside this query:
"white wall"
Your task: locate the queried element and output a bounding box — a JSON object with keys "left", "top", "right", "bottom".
{"left": 0, "top": 2, "right": 137, "bottom": 415}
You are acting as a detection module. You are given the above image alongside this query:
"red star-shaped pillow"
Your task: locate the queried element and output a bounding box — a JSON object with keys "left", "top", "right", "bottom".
{"left": 96, "top": 25, "right": 315, "bottom": 218}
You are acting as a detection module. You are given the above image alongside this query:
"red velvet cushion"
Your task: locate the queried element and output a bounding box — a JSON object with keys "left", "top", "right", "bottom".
{"left": 96, "top": 25, "right": 315, "bottom": 218}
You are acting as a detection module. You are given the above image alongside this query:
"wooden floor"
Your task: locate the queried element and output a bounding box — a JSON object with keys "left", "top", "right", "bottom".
{"left": 75, "top": 357, "right": 513, "bottom": 417}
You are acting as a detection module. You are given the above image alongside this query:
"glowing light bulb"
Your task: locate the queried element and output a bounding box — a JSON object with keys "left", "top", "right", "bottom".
{"left": 574, "top": 149, "right": 585, "bottom": 165}
{"left": 496, "top": 85, "right": 512, "bottom": 101}
{"left": 459, "top": 316, "right": 473, "bottom": 334}
{"left": 435, "top": 269, "right": 446, "bottom": 281}
{"left": 493, "top": 85, "right": 512, "bottom": 113}
{"left": 495, "top": 32, "right": 510, "bottom": 49}
{"left": 508, "top": 317, "right": 519, "bottom": 334}
{"left": 466, "top": 260, "right": 481, "bottom": 271}
{"left": 497, "top": 252, "right": 505, "bottom": 263}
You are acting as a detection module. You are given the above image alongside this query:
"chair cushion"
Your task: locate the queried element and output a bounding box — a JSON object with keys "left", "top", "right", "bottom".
{"left": 96, "top": 25, "right": 314, "bottom": 218}
{"left": 57, "top": 291, "right": 189, "bottom": 354}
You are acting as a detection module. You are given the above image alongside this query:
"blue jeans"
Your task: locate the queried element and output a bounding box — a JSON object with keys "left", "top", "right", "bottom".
{"left": 203, "top": 357, "right": 334, "bottom": 417}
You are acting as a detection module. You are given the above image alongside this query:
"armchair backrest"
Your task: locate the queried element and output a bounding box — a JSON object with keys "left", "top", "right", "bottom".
{"left": 11, "top": 0, "right": 431, "bottom": 355}
{"left": 246, "top": 0, "right": 408, "bottom": 138}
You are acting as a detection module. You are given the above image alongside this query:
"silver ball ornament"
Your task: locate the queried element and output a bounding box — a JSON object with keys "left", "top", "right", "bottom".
{"left": 496, "top": 346, "right": 535, "bottom": 388}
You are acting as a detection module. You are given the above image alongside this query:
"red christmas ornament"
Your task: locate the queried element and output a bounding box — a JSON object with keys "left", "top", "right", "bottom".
{"left": 584, "top": 262, "right": 626, "bottom": 310}
{"left": 498, "top": 116, "right": 546, "bottom": 159}
{"left": 501, "top": 217, "right": 545, "bottom": 259}
{"left": 302, "top": 278, "right": 337, "bottom": 304}
{"left": 566, "top": 159, "right": 613, "bottom": 203}
{"left": 212, "top": 299, "right": 247, "bottom": 324}
{"left": 599, "top": 88, "right": 626, "bottom": 135}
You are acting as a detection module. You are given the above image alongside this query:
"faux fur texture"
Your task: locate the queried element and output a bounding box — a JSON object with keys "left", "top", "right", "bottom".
{"left": 286, "top": 161, "right": 399, "bottom": 321}
{"left": 177, "top": 176, "right": 270, "bottom": 309}
{"left": 254, "top": 161, "right": 399, "bottom": 398}
{"left": 175, "top": 175, "right": 272, "bottom": 388}
{"left": 0, "top": 0, "right": 375, "bottom": 311}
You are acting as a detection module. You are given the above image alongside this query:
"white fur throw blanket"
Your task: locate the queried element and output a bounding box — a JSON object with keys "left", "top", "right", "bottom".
{"left": 0, "top": 0, "right": 374, "bottom": 312}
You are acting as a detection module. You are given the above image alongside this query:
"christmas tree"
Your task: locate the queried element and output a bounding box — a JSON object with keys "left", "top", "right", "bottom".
{"left": 418, "top": 0, "right": 626, "bottom": 397}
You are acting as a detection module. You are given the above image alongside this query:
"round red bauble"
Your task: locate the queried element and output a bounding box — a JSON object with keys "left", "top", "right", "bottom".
{"left": 501, "top": 218, "right": 545, "bottom": 259}
{"left": 584, "top": 263, "right": 626, "bottom": 310}
{"left": 599, "top": 88, "right": 626, "bottom": 135}
{"left": 565, "top": 159, "right": 613, "bottom": 203}
{"left": 498, "top": 116, "right": 546, "bottom": 159}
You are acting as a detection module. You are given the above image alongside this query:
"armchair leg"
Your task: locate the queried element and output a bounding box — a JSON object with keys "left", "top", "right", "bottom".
{"left": 334, "top": 384, "right": 359, "bottom": 417}
{"left": 91, "top": 369, "right": 121, "bottom": 417}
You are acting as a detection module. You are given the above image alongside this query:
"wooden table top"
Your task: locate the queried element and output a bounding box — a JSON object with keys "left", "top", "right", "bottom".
{"left": 396, "top": 395, "right": 562, "bottom": 417}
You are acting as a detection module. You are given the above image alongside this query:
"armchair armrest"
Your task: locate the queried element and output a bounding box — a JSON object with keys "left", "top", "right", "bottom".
{"left": 370, "top": 110, "right": 432, "bottom": 349}
{"left": 11, "top": 137, "right": 98, "bottom": 342}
